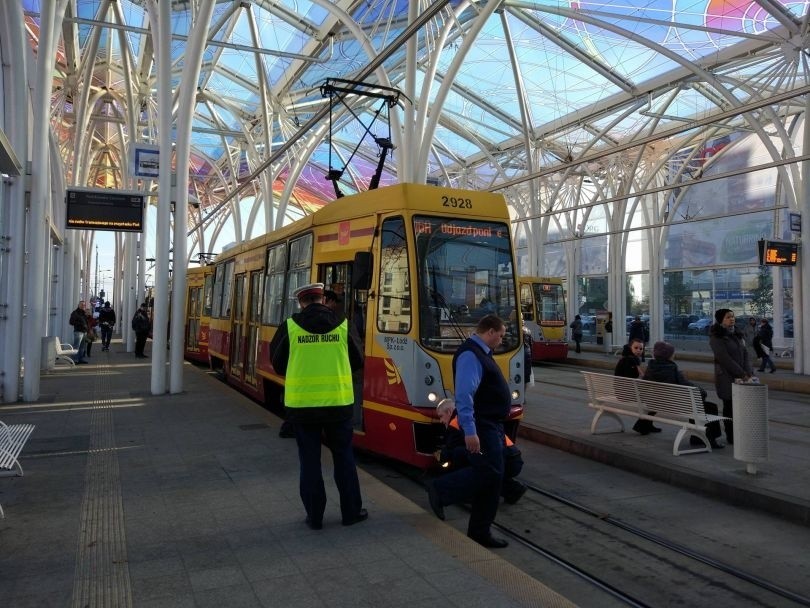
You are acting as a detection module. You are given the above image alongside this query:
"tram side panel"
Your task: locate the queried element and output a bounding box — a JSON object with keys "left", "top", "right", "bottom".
{"left": 197, "top": 184, "right": 525, "bottom": 469}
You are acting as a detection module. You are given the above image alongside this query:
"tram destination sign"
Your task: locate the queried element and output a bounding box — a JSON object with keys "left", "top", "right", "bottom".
{"left": 757, "top": 239, "right": 799, "bottom": 266}
{"left": 66, "top": 187, "right": 144, "bottom": 232}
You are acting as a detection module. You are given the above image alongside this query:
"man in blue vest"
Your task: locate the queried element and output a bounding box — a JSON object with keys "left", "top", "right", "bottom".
{"left": 270, "top": 282, "right": 365, "bottom": 530}
{"left": 426, "top": 314, "right": 512, "bottom": 548}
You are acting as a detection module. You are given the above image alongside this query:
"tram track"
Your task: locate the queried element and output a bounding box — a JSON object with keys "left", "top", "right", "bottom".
{"left": 508, "top": 482, "right": 810, "bottom": 607}
{"left": 362, "top": 456, "right": 810, "bottom": 607}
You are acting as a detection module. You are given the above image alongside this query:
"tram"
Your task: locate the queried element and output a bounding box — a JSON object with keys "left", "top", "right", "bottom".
{"left": 519, "top": 276, "right": 569, "bottom": 361}
{"left": 199, "top": 183, "right": 525, "bottom": 468}
{"left": 184, "top": 265, "right": 214, "bottom": 365}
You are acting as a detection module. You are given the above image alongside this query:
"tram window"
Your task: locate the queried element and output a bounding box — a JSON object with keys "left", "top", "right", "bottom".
{"left": 219, "top": 260, "right": 235, "bottom": 318}
{"left": 520, "top": 284, "right": 534, "bottom": 321}
{"left": 262, "top": 244, "right": 287, "bottom": 325}
{"left": 377, "top": 217, "right": 411, "bottom": 334}
{"left": 212, "top": 264, "right": 225, "bottom": 317}
{"left": 203, "top": 273, "right": 214, "bottom": 317}
{"left": 285, "top": 233, "right": 313, "bottom": 315}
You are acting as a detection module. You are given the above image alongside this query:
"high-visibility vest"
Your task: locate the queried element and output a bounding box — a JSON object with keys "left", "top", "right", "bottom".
{"left": 285, "top": 318, "right": 353, "bottom": 407}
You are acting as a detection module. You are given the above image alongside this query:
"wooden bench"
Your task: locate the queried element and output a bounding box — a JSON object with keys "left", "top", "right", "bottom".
{"left": 0, "top": 420, "right": 35, "bottom": 518}
{"left": 580, "top": 371, "right": 726, "bottom": 456}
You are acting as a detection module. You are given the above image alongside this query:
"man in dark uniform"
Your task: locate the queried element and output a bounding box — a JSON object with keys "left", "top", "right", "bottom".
{"left": 98, "top": 301, "right": 116, "bottom": 351}
{"left": 426, "top": 314, "right": 512, "bottom": 548}
{"left": 270, "top": 282, "right": 366, "bottom": 530}
{"left": 131, "top": 302, "right": 151, "bottom": 358}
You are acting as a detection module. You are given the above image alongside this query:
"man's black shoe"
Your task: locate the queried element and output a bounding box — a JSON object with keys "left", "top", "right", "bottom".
{"left": 469, "top": 534, "right": 508, "bottom": 549}
{"left": 426, "top": 481, "right": 445, "bottom": 520}
{"left": 77, "top": 360, "right": 89, "bottom": 364}
{"left": 650, "top": 425, "right": 662, "bottom": 433}
{"left": 278, "top": 421, "right": 296, "bottom": 438}
{"left": 503, "top": 484, "right": 527, "bottom": 505}
{"left": 305, "top": 517, "right": 323, "bottom": 530}
{"left": 342, "top": 509, "right": 368, "bottom": 526}
{"left": 709, "top": 439, "right": 725, "bottom": 450}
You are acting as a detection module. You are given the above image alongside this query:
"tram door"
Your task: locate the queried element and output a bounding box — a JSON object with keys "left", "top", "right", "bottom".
{"left": 229, "top": 274, "right": 246, "bottom": 380}
{"left": 319, "top": 262, "right": 364, "bottom": 431}
{"left": 243, "top": 271, "right": 263, "bottom": 387}
{"left": 186, "top": 284, "right": 202, "bottom": 354}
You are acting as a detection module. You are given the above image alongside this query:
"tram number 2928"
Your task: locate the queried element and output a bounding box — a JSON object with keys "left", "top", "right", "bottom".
{"left": 442, "top": 195, "right": 473, "bottom": 208}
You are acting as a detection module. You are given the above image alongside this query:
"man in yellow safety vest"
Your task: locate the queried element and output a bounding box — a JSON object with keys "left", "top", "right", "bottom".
{"left": 270, "top": 282, "right": 365, "bottom": 530}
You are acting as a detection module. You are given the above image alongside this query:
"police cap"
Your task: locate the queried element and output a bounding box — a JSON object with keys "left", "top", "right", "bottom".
{"left": 293, "top": 282, "right": 324, "bottom": 300}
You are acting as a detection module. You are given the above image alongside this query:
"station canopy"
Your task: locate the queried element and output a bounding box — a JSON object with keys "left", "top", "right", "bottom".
{"left": 21, "top": 0, "right": 810, "bottom": 244}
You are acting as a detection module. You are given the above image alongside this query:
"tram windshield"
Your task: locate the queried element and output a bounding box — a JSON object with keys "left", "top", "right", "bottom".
{"left": 534, "top": 282, "right": 566, "bottom": 326}
{"left": 414, "top": 215, "right": 518, "bottom": 353}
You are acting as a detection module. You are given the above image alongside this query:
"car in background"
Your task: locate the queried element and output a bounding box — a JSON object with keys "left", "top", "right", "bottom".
{"left": 687, "top": 317, "right": 713, "bottom": 334}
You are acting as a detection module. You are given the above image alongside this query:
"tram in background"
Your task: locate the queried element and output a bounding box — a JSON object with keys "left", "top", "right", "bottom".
{"left": 519, "top": 276, "right": 569, "bottom": 361}
{"left": 197, "top": 183, "right": 525, "bottom": 468}
{"left": 184, "top": 265, "right": 214, "bottom": 365}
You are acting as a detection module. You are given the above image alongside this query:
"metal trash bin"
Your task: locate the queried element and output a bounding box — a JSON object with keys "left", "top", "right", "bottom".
{"left": 41, "top": 336, "right": 56, "bottom": 370}
{"left": 731, "top": 382, "right": 769, "bottom": 474}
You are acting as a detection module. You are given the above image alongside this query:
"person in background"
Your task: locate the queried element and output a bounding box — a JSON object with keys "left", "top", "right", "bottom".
{"left": 627, "top": 316, "right": 647, "bottom": 361}
{"left": 522, "top": 324, "right": 533, "bottom": 392}
{"left": 98, "top": 301, "right": 116, "bottom": 351}
{"left": 84, "top": 308, "right": 97, "bottom": 358}
{"left": 425, "top": 314, "right": 512, "bottom": 549}
{"left": 644, "top": 341, "right": 724, "bottom": 449}
{"left": 614, "top": 338, "right": 657, "bottom": 434}
{"left": 756, "top": 318, "right": 776, "bottom": 374}
{"left": 436, "top": 398, "right": 526, "bottom": 505}
{"left": 68, "top": 300, "right": 89, "bottom": 364}
{"left": 323, "top": 289, "right": 342, "bottom": 315}
{"left": 743, "top": 316, "right": 758, "bottom": 366}
{"left": 270, "top": 282, "right": 366, "bottom": 530}
{"left": 131, "top": 302, "right": 151, "bottom": 359}
{"left": 709, "top": 309, "right": 752, "bottom": 445}
{"left": 570, "top": 314, "right": 583, "bottom": 354}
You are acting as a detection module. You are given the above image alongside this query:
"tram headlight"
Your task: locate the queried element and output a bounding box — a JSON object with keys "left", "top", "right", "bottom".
{"left": 514, "top": 374, "right": 522, "bottom": 385}
{"left": 424, "top": 375, "right": 434, "bottom": 386}
{"left": 427, "top": 392, "right": 438, "bottom": 402}
{"left": 511, "top": 390, "right": 520, "bottom": 400}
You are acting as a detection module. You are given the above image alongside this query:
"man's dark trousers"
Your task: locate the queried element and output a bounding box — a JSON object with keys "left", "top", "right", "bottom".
{"left": 294, "top": 418, "right": 362, "bottom": 524}
{"left": 432, "top": 417, "right": 504, "bottom": 538}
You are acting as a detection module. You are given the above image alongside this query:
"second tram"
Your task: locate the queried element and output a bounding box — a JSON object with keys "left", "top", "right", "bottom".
{"left": 519, "top": 276, "right": 569, "bottom": 361}
{"left": 198, "top": 183, "right": 526, "bottom": 468}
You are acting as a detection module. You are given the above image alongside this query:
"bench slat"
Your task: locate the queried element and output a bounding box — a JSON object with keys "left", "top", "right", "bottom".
{"left": 0, "top": 422, "right": 35, "bottom": 476}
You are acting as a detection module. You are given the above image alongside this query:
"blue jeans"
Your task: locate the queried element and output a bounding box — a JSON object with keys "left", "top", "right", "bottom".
{"left": 294, "top": 417, "right": 362, "bottom": 524}
{"left": 432, "top": 418, "right": 504, "bottom": 538}
{"left": 72, "top": 331, "right": 87, "bottom": 362}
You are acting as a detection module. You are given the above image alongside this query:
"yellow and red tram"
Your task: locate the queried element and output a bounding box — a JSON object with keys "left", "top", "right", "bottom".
{"left": 519, "top": 276, "right": 569, "bottom": 361}
{"left": 197, "top": 183, "right": 525, "bottom": 468}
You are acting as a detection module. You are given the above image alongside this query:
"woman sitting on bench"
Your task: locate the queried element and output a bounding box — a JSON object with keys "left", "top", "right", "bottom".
{"left": 643, "top": 341, "right": 724, "bottom": 450}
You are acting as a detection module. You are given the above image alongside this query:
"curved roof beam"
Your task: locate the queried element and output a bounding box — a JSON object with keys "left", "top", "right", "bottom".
{"left": 505, "top": 5, "right": 635, "bottom": 94}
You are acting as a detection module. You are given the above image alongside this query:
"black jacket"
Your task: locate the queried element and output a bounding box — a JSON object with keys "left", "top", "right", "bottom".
{"left": 613, "top": 345, "right": 641, "bottom": 378}
{"left": 98, "top": 306, "right": 116, "bottom": 327}
{"left": 270, "top": 303, "right": 363, "bottom": 423}
{"left": 69, "top": 307, "right": 89, "bottom": 332}
{"left": 643, "top": 357, "right": 707, "bottom": 400}
{"left": 709, "top": 323, "right": 751, "bottom": 400}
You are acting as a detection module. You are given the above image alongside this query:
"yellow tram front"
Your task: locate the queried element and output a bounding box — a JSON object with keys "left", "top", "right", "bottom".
{"left": 352, "top": 186, "right": 525, "bottom": 467}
